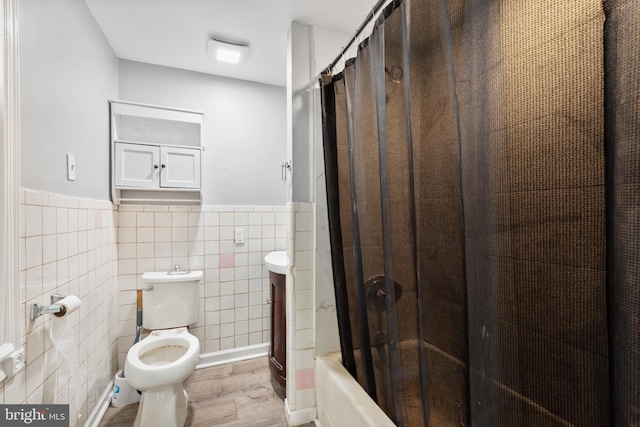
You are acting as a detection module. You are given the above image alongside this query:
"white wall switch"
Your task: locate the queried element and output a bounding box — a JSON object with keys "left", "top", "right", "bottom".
{"left": 66, "top": 153, "right": 76, "bottom": 181}
{"left": 234, "top": 228, "right": 245, "bottom": 244}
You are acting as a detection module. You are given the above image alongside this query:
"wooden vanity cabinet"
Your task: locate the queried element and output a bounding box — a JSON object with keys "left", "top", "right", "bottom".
{"left": 269, "top": 271, "right": 286, "bottom": 386}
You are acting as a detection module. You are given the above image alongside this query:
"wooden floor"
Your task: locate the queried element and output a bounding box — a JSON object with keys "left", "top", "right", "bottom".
{"left": 99, "top": 356, "right": 315, "bottom": 427}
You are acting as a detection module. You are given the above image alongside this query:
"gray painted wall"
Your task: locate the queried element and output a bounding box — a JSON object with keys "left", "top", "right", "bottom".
{"left": 118, "top": 60, "right": 288, "bottom": 206}
{"left": 20, "top": 1, "right": 287, "bottom": 207}
{"left": 20, "top": 0, "right": 119, "bottom": 200}
{"left": 288, "top": 22, "right": 314, "bottom": 203}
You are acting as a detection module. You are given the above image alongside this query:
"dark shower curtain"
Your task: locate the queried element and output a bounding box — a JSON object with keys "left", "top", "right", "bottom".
{"left": 321, "top": 0, "right": 640, "bottom": 425}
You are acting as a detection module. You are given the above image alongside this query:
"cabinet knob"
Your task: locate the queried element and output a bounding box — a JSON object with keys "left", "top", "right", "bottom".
{"left": 153, "top": 164, "right": 159, "bottom": 169}
{"left": 161, "top": 164, "right": 166, "bottom": 168}
{"left": 266, "top": 299, "right": 272, "bottom": 304}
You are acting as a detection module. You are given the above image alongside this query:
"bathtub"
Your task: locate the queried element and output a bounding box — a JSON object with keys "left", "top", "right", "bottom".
{"left": 315, "top": 352, "right": 395, "bottom": 427}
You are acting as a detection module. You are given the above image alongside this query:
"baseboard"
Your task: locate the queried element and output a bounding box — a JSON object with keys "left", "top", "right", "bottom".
{"left": 83, "top": 379, "right": 113, "bottom": 427}
{"left": 285, "top": 398, "right": 317, "bottom": 426}
{"left": 196, "top": 343, "right": 269, "bottom": 369}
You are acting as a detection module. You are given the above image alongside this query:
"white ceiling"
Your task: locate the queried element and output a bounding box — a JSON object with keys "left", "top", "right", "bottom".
{"left": 85, "top": 0, "right": 374, "bottom": 87}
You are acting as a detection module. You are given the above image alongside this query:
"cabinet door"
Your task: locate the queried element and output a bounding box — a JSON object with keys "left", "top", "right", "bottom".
{"left": 114, "top": 143, "right": 160, "bottom": 188}
{"left": 159, "top": 146, "right": 201, "bottom": 189}
{"left": 269, "top": 272, "right": 286, "bottom": 386}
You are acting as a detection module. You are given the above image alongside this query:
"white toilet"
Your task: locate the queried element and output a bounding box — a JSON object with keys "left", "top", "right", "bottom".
{"left": 124, "top": 269, "right": 202, "bottom": 427}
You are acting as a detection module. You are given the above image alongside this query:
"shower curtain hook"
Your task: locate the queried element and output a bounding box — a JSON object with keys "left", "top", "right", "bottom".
{"left": 369, "top": 3, "right": 377, "bottom": 22}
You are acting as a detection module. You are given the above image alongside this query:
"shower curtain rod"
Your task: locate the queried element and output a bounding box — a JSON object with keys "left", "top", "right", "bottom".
{"left": 324, "top": 0, "right": 391, "bottom": 74}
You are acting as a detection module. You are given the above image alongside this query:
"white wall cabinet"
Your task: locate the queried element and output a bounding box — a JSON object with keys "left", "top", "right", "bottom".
{"left": 160, "top": 146, "right": 201, "bottom": 189}
{"left": 115, "top": 143, "right": 201, "bottom": 190}
{"left": 110, "top": 100, "right": 204, "bottom": 204}
{"left": 114, "top": 143, "right": 159, "bottom": 188}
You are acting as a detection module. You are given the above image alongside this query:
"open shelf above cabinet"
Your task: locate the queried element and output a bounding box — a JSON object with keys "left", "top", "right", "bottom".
{"left": 110, "top": 100, "right": 204, "bottom": 205}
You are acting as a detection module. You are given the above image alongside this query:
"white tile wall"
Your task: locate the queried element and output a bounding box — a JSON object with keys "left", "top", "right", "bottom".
{"left": 286, "top": 202, "right": 317, "bottom": 413}
{"left": 1, "top": 189, "right": 119, "bottom": 427}
{"left": 2, "top": 193, "right": 288, "bottom": 427}
{"left": 115, "top": 204, "right": 287, "bottom": 367}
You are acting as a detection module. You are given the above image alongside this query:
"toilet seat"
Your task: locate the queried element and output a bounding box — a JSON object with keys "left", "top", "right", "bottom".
{"left": 125, "top": 327, "right": 200, "bottom": 390}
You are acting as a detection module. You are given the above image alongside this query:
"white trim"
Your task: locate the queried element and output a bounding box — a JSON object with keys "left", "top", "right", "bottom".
{"left": 110, "top": 99, "right": 204, "bottom": 117}
{"left": 285, "top": 398, "right": 317, "bottom": 426}
{"left": 83, "top": 379, "right": 114, "bottom": 427}
{"left": 0, "top": 0, "right": 23, "bottom": 381}
{"left": 196, "top": 343, "right": 268, "bottom": 370}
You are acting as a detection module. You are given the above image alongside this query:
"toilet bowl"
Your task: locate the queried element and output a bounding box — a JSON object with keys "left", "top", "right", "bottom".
{"left": 125, "top": 327, "right": 200, "bottom": 427}
{"left": 123, "top": 269, "right": 203, "bottom": 427}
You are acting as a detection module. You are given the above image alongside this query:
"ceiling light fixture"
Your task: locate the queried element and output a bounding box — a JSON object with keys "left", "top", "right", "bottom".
{"left": 208, "top": 37, "right": 250, "bottom": 65}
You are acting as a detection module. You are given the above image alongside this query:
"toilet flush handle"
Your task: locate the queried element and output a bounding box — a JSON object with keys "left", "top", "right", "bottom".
{"left": 142, "top": 285, "right": 154, "bottom": 292}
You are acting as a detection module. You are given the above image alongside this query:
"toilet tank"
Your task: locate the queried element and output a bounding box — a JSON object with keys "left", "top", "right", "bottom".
{"left": 141, "top": 271, "right": 203, "bottom": 330}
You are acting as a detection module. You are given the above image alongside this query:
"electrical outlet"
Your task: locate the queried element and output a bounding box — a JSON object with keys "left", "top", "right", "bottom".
{"left": 66, "top": 153, "right": 76, "bottom": 181}
{"left": 234, "top": 228, "right": 245, "bottom": 244}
